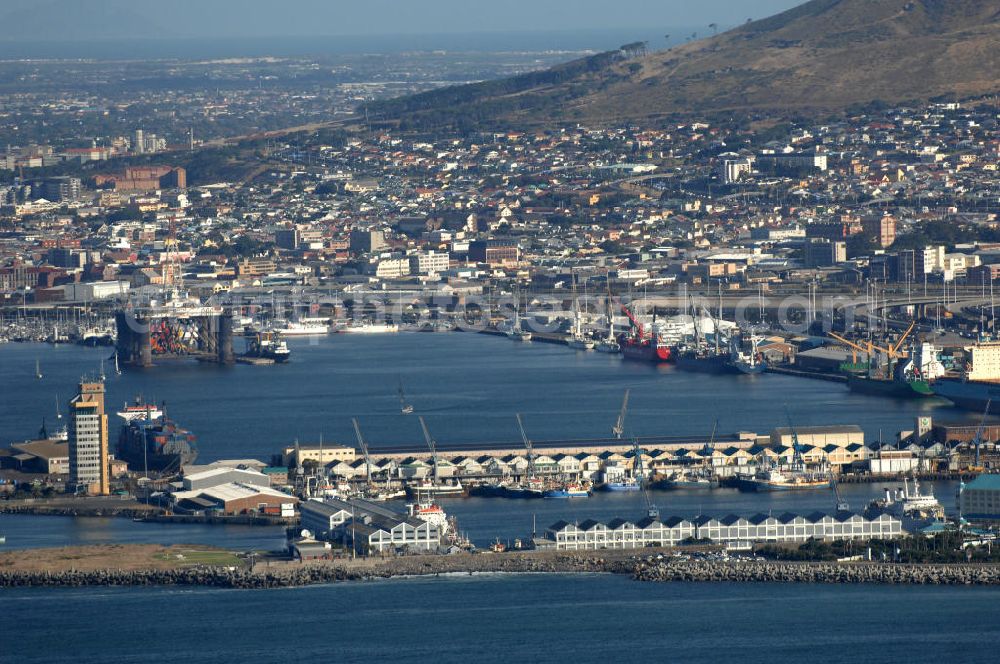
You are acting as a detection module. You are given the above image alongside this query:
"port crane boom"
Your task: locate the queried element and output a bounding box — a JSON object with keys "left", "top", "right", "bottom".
{"left": 784, "top": 404, "right": 805, "bottom": 469}
{"left": 828, "top": 332, "right": 873, "bottom": 364}
{"left": 516, "top": 413, "right": 535, "bottom": 479}
{"left": 613, "top": 389, "right": 630, "bottom": 439}
{"left": 352, "top": 417, "right": 373, "bottom": 486}
{"left": 418, "top": 416, "right": 438, "bottom": 483}
{"left": 632, "top": 437, "right": 658, "bottom": 519}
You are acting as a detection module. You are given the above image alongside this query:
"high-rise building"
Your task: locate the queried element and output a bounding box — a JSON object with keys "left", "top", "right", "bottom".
{"left": 69, "top": 381, "right": 109, "bottom": 496}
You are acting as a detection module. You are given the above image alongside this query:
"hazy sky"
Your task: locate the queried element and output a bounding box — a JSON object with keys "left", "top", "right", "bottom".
{"left": 0, "top": 0, "right": 807, "bottom": 39}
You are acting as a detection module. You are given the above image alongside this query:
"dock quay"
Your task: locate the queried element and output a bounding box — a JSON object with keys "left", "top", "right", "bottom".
{"left": 364, "top": 432, "right": 758, "bottom": 461}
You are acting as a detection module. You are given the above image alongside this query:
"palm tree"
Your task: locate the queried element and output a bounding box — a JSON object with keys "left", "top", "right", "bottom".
{"left": 709, "top": 23, "right": 718, "bottom": 36}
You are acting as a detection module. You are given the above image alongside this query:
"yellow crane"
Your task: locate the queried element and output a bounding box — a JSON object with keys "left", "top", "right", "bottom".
{"left": 828, "top": 332, "right": 873, "bottom": 364}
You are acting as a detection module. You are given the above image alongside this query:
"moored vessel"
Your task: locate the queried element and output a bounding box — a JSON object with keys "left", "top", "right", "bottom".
{"left": 244, "top": 332, "right": 290, "bottom": 362}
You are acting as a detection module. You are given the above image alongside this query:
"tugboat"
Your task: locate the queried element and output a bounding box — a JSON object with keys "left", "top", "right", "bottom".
{"left": 245, "top": 332, "right": 290, "bottom": 363}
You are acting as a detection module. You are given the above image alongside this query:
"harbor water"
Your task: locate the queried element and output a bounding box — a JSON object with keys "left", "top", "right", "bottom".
{"left": 0, "top": 333, "right": 989, "bottom": 463}
{"left": 3, "top": 574, "right": 1000, "bottom": 663}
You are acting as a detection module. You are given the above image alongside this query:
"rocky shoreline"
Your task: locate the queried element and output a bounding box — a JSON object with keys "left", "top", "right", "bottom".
{"left": 4, "top": 551, "right": 1000, "bottom": 589}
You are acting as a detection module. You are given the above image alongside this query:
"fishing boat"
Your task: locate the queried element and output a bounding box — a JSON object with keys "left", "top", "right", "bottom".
{"left": 602, "top": 478, "right": 641, "bottom": 492}
{"left": 406, "top": 479, "right": 464, "bottom": 496}
{"left": 735, "top": 467, "right": 832, "bottom": 491}
{"left": 656, "top": 471, "right": 719, "bottom": 490}
{"left": 543, "top": 483, "right": 591, "bottom": 498}
{"left": 595, "top": 338, "right": 620, "bottom": 353}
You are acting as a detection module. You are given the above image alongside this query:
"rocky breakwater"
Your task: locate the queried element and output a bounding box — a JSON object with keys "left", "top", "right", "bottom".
{"left": 632, "top": 558, "right": 1000, "bottom": 586}
{"left": 0, "top": 551, "right": 639, "bottom": 589}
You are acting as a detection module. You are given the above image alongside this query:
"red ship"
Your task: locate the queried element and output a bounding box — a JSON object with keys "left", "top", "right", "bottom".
{"left": 620, "top": 303, "right": 672, "bottom": 363}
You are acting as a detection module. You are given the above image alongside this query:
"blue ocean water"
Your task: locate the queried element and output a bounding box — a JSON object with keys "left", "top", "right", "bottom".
{"left": 0, "top": 29, "right": 694, "bottom": 60}
{"left": 3, "top": 574, "right": 999, "bottom": 664}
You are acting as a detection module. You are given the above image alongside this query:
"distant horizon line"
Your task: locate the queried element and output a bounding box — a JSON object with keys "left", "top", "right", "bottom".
{"left": 0, "top": 24, "right": 715, "bottom": 45}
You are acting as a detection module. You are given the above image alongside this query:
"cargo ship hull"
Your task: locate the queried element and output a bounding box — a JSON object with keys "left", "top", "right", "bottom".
{"left": 621, "top": 340, "right": 672, "bottom": 363}
{"left": 117, "top": 417, "right": 198, "bottom": 472}
{"left": 847, "top": 375, "right": 933, "bottom": 398}
{"left": 676, "top": 352, "right": 732, "bottom": 373}
{"left": 931, "top": 378, "right": 1000, "bottom": 413}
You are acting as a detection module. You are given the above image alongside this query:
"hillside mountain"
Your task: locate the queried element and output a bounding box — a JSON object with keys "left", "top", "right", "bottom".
{"left": 370, "top": 0, "right": 1000, "bottom": 127}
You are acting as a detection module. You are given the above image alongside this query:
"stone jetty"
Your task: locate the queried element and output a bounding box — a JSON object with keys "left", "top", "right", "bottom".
{"left": 632, "top": 558, "right": 1000, "bottom": 586}
{"left": 4, "top": 547, "right": 1000, "bottom": 589}
{"left": 0, "top": 550, "right": 635, "bottom": 589}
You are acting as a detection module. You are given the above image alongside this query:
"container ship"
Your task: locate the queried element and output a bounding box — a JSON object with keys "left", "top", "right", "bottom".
{"left": 117, "top": 411, "right": 198, "bottom": 472}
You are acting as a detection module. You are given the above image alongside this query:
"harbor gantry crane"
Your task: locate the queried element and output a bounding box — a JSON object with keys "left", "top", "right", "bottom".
{"left": 418, "top": 416, "right": 439, "bottom": 485}
{"left": 632, "top": 437, "right": 658, "bottom": 519}
{"left": 613, "top": 389, "right": 630, "bottom": 439}
{"left": 516, "top": 413, "right": 536, "bottom": 480}
{"left": 352, "top": 417, "right": 373, "bottom": 489}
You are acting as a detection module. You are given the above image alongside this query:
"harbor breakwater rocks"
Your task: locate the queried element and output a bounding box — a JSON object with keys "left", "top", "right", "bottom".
{"left": 6, "top": 552, "right": 1000, "bottom": 589}
{"left": 632, "top": 559, "right": 1000, "bottom": 586}
{"left": 0, "top": 552, "right": 636, "bottom": 589}
{"left": 0, "top": 502, "right": 155, "bottom": 519}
